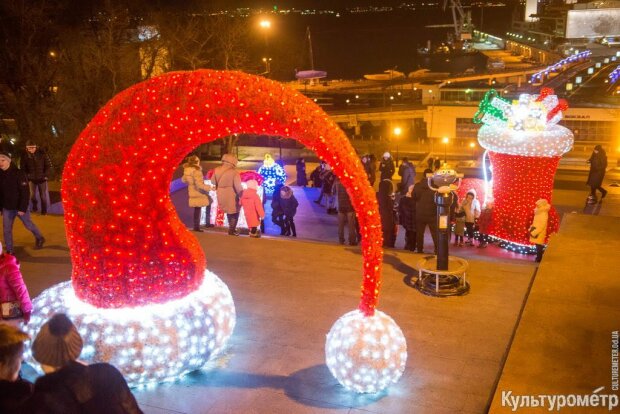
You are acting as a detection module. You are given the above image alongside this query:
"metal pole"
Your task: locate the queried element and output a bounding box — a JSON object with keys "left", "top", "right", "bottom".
{"left": 435, "top": 191, "right": 453, "bottom": 270}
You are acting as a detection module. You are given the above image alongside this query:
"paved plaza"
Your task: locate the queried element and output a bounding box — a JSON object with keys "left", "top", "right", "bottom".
{"left": 9, "top": 162, "right": 620, "bottom": 413}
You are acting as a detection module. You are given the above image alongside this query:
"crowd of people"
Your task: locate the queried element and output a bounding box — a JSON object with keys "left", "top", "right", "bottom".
{"left": 182, "top": 147, "right": 612, "bottom": 257}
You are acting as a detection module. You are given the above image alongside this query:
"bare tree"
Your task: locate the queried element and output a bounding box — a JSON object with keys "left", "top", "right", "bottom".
{"left": 0, "top": 0, "right": 61, "bottom": 153}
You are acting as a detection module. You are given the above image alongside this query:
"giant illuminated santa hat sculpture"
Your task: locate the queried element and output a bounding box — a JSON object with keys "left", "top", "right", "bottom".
{"left": 23, "top": 70, "right": 406, "bottom": 394}
{"left": 473, "top": 88, "right": 573, "bottom": 251}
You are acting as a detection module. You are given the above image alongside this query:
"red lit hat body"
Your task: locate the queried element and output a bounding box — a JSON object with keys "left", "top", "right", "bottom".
{"left": 474, "top": 88, "right": 572, "bottom": 246}
{"left": 62, "top": 70, "right": 383, "bottom": 313}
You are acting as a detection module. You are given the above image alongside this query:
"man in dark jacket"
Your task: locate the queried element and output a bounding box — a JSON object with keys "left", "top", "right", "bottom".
{"left": 398, "top": 157, "right": 415, "bottom": 195}
{"left": 20, "top": 141, "right": 52, "bottom": 215}
{"left": 334, "top": 179, "right": 357, "bottom": 246}
{"left": 413, "top": 169, "right": 437, "bottom": 254}
{"left": 0, "top": 151, "right": 45, "bottom": 254}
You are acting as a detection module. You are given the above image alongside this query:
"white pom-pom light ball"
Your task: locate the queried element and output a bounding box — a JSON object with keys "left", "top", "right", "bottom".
{"left": 23, "top": 270, "right": 236, "bottom": 386}
{"left": 325, "top": 309, "right": 407, "bottom": 393}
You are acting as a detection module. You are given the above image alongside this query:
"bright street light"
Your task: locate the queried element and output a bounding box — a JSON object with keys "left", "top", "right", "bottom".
{"left": 442, "top": 137, "right": 449, "bottom": 164}
{"left": 469, "top": 142, "right": 476, "bottom": 159}
{"left": 393, "top": 127, "right": 402, "bottom": 162}
{"left": 259, "top": 19, "right": 271, "bottom": 29}
{"left": 261, "top": 57, "right": 272, "bottom": 75}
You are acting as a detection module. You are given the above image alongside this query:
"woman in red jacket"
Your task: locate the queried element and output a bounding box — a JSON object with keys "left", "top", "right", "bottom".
{"left": 0, "top": 242, "right": 32, "bottom": 324}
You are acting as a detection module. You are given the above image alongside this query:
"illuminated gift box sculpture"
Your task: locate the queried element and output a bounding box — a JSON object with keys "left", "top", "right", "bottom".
{"left": 473, "top": 88, "right": 573, "bottom": 251}
{"left": 24, "top": 70, "right": 406, "bottom": 393}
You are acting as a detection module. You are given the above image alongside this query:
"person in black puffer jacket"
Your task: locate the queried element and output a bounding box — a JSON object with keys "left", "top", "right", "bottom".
{"left": 0, "top": 150, "right": 45, "bottom": 254}
{"left": 398, "top": 184, "right": 416, "bottom": 251}
{"left": 279, "top": 186, "right": 299, "bottom": 237}
{"left": 413, "top": 169, "right": 437, "bottom": 253}
{"left": 24, "top": 313, "right": 143, "bottom": 414}
{"left": 19, "top": 141, "right": 52, "bottom": 215}
{"left": 377, "top": 179, "right": 396, "bottom": 248}
{"left": 334, "top": 178, "right": 357, "bottom": 246}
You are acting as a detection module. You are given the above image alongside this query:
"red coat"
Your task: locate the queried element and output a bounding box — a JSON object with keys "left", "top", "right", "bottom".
{"left": 0, "top": 254, "right": 33, "bottom": 314}
{"left": 240, "top": 188, "right": 265, "bottom": 227}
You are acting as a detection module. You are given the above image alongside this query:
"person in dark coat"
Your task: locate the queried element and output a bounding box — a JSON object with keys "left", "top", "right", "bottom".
{"left": 310, "top": 161, "right": 325, "bottom": 189}
{"left": 368, "top": 154, "right": 377, "bottom": 186}
{"left": 0, "top": 150, "right": 45, "bottom": 254}
{"left": 398, "top": 184, "right": 416, "bottom": 251}
{"left": 0, "top": 324, "right": 33, "bottom": 413}
{"left": 427, "top": 157, "right": 435, "bottom": 171}
{"left": 334, "top": 179, "right": 357, "bottom": 245}
{"left": 20, "top": 141, "right": 52, "bottom": 215}
{"left": 25, "top": 313, "right": 143, "bottom": 414}
{"left": 398, "top": 157, "right": 415, "bottom": 195}
{"left": 378, "top": 152, "right": 395, "bottom": 181}
{"left": 295, "top": 158, "right": 308, "bottom": 187}
{"left": 586, "top": 145, "right": 608, "bottom": 203}
{"left": 279, "top": 186, "right": 299, "bottom": 237}
{"left": 318, "top": 165, "right": 337, "bottom": 213}
{"left": 270, "top": 182, "right": 285, "bottom": 235}
{"left": 413, "top": 169, "right": 438, "bottom": 253}
{"left": 377, "top": 179, "right": 396, "bottom": 248}
{"left": 361, "top": 155, "right": 371, "bottom": 184}
{"left": 433, "top": 158, "right": 442, "bottom": 171}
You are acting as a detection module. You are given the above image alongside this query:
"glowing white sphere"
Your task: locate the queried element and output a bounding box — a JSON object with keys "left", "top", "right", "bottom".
{"left": 325, "top": 309, "right": 407, "bottom": 393}
{"left": 23, "top": 270, "right": 235, "bottom": 386}
{"left": 478, "top": 124, "right": 574, "bottom": 157}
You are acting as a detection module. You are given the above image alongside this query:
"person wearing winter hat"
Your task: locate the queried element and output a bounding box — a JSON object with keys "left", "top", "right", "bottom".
{"left": 0, "top": 150, "right": 45, "bottom": 255}
{"left": 0, "top": 324, "right": 33, "bottom": 412}
{"left": 27, "top": 313, "right": 143, "bottom": 413}
{"left": 240, "top": 179, "right": 265, "bottom": 238}
{"left": 212, "top": 154, "right": 243, "bottom": 236}
{"left": 279, "top": 186, "right": 299, "bottom": 237}
{"left": 529, "top": 199, "right": 551, "bottom": 263}
{"left": 19, "top": 140, "right": 52, "bottom": 215}
{"left": 379, "top": 152, "right": 395, "bottom": 181}
{"left": 181, "top": 155, "right": 213, "bottom": 232}
{"left": 0, "top": 241, "right": 33, "bottom": 324}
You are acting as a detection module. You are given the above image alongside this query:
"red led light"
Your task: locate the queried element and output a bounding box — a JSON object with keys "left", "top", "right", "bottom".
{"left": 62, "top": 70, "right": 383, "bottom": 315}
{"left": 486, "top": 152, "right": 560, "bottom": 245}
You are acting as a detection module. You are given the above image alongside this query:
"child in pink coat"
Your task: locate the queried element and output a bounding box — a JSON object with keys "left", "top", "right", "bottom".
{"left": 240, "top": 180, "right": 265, "bottom": 238}
{"left": 0, "top": 242, "right": 32, "bottom": 324}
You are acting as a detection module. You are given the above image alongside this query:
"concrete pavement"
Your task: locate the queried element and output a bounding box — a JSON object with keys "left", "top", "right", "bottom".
{"left": 12, "top": 216, "right": 536, "bottom": 413}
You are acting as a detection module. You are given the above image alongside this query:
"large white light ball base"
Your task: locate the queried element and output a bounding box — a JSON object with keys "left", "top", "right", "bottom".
{"left": 325, "top": 309, "right": 407, "bottom": 393}
{"left": 23, "top": 270, "right": 236, "bottom": 386}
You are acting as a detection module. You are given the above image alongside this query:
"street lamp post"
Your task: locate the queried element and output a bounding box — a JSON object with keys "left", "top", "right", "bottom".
{"left": 262, "top": 57, "right": 272, "bottom": 75}
{"left": 259, "top": 19, "right": 272, "bottom": 77}
{"left": 469, "top": 142, "right": 476, "bottom": 160}
{"left": 442, "top": 136, "right": 449, "bottom": 165}
{"left": 393, "top": 127, "right": 402, "bottom": 163}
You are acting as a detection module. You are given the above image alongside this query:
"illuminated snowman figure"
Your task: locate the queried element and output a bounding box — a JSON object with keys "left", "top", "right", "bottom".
{"left": 257, "top": 153, "right": 287, "bottom": 196}
{"left": 473, "top": 88, "right": 573, "bottom": 251}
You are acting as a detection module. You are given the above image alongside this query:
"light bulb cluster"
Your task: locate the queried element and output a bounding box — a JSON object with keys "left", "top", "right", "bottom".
{"left": 326, "top": 310, "right": 407, "bottom": 393}
{"left": 530, "top": 50, "right": 591, "bottom": 82}
{"left": 483, "top": 152, "right": 560, "bottom": 246}
{"left": 62, "top": 69, "right": 384, "bottom": 314}
{"left": 23, "top": 270, "right": 236, "bottom": 386}
{"left": 473, "top": 88, "right": 567, "bottom": 248}
{"left": 58, "top": 69, "right": 401, "bottom": 391}
{"left": 474, "top": 88, "right": 573, "bottom": 157}
{"left": 257, "top": 158, "right": 287, "bottom": 196}
{"left": 609, "top": 65, "right": 620, "bottom": 84}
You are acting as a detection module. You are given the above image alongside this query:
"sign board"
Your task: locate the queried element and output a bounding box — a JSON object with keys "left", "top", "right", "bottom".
{"left": 566, "top": 9, "right": 620, "bottom": 39}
